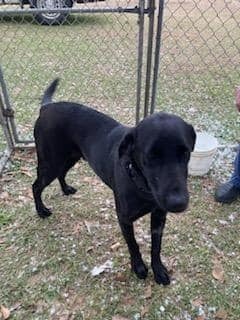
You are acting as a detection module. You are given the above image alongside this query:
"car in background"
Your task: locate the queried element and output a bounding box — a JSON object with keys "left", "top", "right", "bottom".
{"left": 0, "top": 0, "right": 103, "bottom": 25}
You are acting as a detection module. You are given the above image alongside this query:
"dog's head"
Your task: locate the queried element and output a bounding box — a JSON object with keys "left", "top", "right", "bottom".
{"left": 119, "top": 112, "right": 196, "bottom": 213}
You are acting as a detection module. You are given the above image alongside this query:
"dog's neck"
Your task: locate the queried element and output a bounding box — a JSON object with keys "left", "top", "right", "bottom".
{"left": 125, "top": 160, "right": 152, "bottom": 195}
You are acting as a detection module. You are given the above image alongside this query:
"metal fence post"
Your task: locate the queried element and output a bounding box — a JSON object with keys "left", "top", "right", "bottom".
{"left": 135, "top": 0, "right": 145, "bottom": 124}
{"left": 0, "top": 67, "right": 33, "bottom": 145}
{"left": 150, "top": 0, "right": 165, "bottom": 114}
{"left": 0, "top": 93, "right": 14, "bottom": 174}
{"left": 143, "top": 0, "right": 155, "bottom": 118}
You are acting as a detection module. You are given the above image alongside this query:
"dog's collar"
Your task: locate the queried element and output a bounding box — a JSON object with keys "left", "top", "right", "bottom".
{"left": 125, "top": 161, "right": 152, "bottom": 195}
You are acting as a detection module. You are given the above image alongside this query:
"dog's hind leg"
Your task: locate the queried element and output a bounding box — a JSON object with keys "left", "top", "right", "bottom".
{"left": 58, "top": 156, "right": 79, "bottom": 195}
{"left": 32, "top": 166, "right": 58, "bottom": 218}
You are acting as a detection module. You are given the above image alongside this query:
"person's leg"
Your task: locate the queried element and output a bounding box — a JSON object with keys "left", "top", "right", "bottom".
{"left": 215, "top": 147, "right": 240, "bottom": 203}
{"left": 230, "top": 147, "right": 240, "bottom": 188}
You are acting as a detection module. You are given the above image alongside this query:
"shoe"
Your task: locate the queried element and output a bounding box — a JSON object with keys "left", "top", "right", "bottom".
{"left": 215, "top": 181, "right": 240, "bottom": 204}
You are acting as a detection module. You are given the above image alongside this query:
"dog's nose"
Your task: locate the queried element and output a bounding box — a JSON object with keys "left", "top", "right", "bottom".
{"left": 165, "top": 193, "right": 188, "bottom": 213}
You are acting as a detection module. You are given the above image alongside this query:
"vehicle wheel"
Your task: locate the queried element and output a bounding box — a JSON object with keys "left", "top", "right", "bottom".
{"left": 31, "top": 0, "right": 73, "bottom": 25}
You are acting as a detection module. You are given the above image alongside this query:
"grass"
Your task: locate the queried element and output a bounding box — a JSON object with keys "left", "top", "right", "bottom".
{"left": 1, "top": 0, "right": 240, "bottom": 319}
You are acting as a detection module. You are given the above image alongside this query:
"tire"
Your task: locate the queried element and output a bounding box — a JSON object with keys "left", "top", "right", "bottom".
{"left": 31, "top": 0, "right": 73, "bottom": 25}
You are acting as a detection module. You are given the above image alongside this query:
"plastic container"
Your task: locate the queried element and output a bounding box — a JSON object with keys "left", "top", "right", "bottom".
{"left": 189, "top": 132, "right": 218, "bottom": 176}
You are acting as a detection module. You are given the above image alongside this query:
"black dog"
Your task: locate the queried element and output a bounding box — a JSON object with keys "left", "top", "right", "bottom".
{"left": 33, "top": 79, "right": 196, "bottom": 285}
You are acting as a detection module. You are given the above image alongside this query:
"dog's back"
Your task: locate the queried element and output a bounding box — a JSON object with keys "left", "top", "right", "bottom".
{"left": 34, "top": 80, "right": 126, "bottom": 190}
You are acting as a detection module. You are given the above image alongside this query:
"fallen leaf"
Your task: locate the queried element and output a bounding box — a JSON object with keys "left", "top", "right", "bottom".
{"left": 20, "top": 167, "right": 33, "bottom": 177}
{"left": 71, "top": 194, "right": 82, "bottom": 199}
{"left": 215, "top": 309, "right": 228, "bottom": 320}
{"left": 111, "top": 242, "right": 121, "bottom": 251}
{"left": 0, "top": 305, "right": 10, "bottom": 319}
{"left": 144, "top": 285, "right": 152, "bottom": 299}
{"left": 112, "top": 316, "right": 130, "bottom": 320}
{"left": 18, "top": 195, "right": 31, "bottom": 204}
{"left": 195, "top": 316, "right": 205, "bottom": 320}
{"left": 114, "top": 272, "right": 127, "bottom": 282}
{"left": 72, "top": 223, "right": 82, "bottom": 234}
{"left": 141, "top": 305, "right": 149, "bottom": 317}
{"left": 26, "top": 188, "right": 34, "bottom": 199}
{"left": 121, "top": 294, "right": 134, "bottom": 306}
{"left": 192, "top": 297, "right": 203, "bottom": 307}
{"left": 212, "top": 258, "right": 224, "bottom": 283}
{"left": 0, "top": 191, "right": 9, "bottom": 200}
{"left": 84, "top": 220, "right": 100, "bottom": 234}
{"left": 83, "top": 176, "right": 100, "bottom": 185}
{"left": 91, "top": 260, "right": 113, "bottom": 276}
{"left": 84, "top": 220, "right": 92, "bottom": 234}
{"left": 10, "top": 302, "right": 21, "bottom": 311}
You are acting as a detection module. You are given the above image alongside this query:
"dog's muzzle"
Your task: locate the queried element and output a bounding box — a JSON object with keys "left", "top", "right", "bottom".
{"left": 164, "top": 192, "right": 189, "bottom": 213}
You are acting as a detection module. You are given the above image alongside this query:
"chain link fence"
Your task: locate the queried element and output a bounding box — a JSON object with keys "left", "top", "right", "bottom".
{"left": 156, "top": 0, "right": 240, "bottom": 142}
{"left": 0, "top": 0, "right": 159, "bottom": 173}
{"left": 0, "top": 0, "right": 240, "bottom": 173}
{"left": 0, "top": 0, "right": 148, "bottom": 130}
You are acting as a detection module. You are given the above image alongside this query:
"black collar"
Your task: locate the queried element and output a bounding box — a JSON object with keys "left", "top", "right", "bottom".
{"left": 125, "top": 160, "right": 152, "bottom": 195}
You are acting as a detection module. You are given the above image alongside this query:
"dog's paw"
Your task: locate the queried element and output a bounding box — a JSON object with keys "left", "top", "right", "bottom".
{"left": 153, "top": 264, "right": 171, "bottom": 286}
{"left": 37, "top": 206, "right": 52, "bottom": 219}
{"left": 131, "top": 260, "right": 148, "bottom": 280}
{"left": 63, "top": 185, "right": 77, "bottom": 195}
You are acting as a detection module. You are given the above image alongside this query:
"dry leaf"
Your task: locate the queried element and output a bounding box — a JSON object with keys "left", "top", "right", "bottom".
{"left": 20, "top": 167, "right": 33, "bottom": 177}
{"left": 0, "top": 191, "right": 9, "bottom": 200}
{"left": 72, "top": 193, "right": 82, "bottom": 199}
{"left": 84, "top": 220, "right": 92, "bottom": 234}
{"left": 18, "top": 195, "right": 31, "bottom": 204}
{"left": 121, "top": 294, "right": 134, "bottom": 306}
{"left": 72, "top": 223, "right": 82, "bottom": 234}
{"left": 10, "top": 302, "right": 21, "bottom": 312}
{"left": 212, "top": 258, "right": 224, "bottom": 283}
{"left": 192, "top": 297, "right": 203, "bottom": 307}
{"left": 114, "top": 272, "right": 127, "bottom": 282}
{"left": 91, "top": 260, "right": 113, "bottom": 276}
{"left": 26, "top": 188, "right": 34, "bottom": 199}
{"left": 112, "top": 316, "right": 130, "bottom": 320}
{"left": 215, "top": 309, "right": 228, "bottom": 320}
{"left": 84, "top": 220, "right": 100, "bottom": 234}
{"left": 144, "top": 285, "right": 152, "bottom": 299}
{"left": 0, "top": 305, "right": 10, "bottom": 319}
{"left": 141, "top": 305, "right": 149, "bottom": 317}
{"left": 83, "top": 176, "right": 100, "bottom": 185}
{"left": 111, "top": 242, "right": 121, "bottom": 251}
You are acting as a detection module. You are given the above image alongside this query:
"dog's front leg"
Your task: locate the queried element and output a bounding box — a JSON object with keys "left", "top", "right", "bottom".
{"left": 118, "top": 219, "right": 148, "bottom": 280}
{"left": 151, "top": 210, "right": 170, "bottom": 285}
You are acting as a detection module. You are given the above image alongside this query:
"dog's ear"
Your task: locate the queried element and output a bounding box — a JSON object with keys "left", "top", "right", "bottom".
{"left": 119, "top": 130, "right": 135, "bottom": 159}
{"left": 187, "top": 124, "right": 196, "bottom": 151}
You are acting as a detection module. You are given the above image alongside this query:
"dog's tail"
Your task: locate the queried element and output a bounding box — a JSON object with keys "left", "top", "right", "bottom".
{"left": 41, "top": 78, "right": 60, "bottom": 106}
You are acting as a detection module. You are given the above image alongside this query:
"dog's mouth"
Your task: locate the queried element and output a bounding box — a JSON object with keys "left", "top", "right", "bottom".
{"left": 166, "top": 202, "right": 188, "bottom": 213}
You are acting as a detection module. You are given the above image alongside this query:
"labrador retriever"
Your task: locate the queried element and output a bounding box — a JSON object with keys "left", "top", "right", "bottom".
{"left": 33, "top": 79, "right": 196, "bottom": 285}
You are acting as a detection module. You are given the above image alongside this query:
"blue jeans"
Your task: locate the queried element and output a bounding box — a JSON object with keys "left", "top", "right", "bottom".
{"left": 231, "top": 147, "right": 240, "bottom": 188}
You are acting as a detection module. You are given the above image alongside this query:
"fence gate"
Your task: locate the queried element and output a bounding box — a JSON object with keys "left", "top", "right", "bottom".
{"left": 0, "top": 0, "right": 164, "bottom": 174}
{"left": 1, "top": 0, "right": 240, "bottom": 174}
